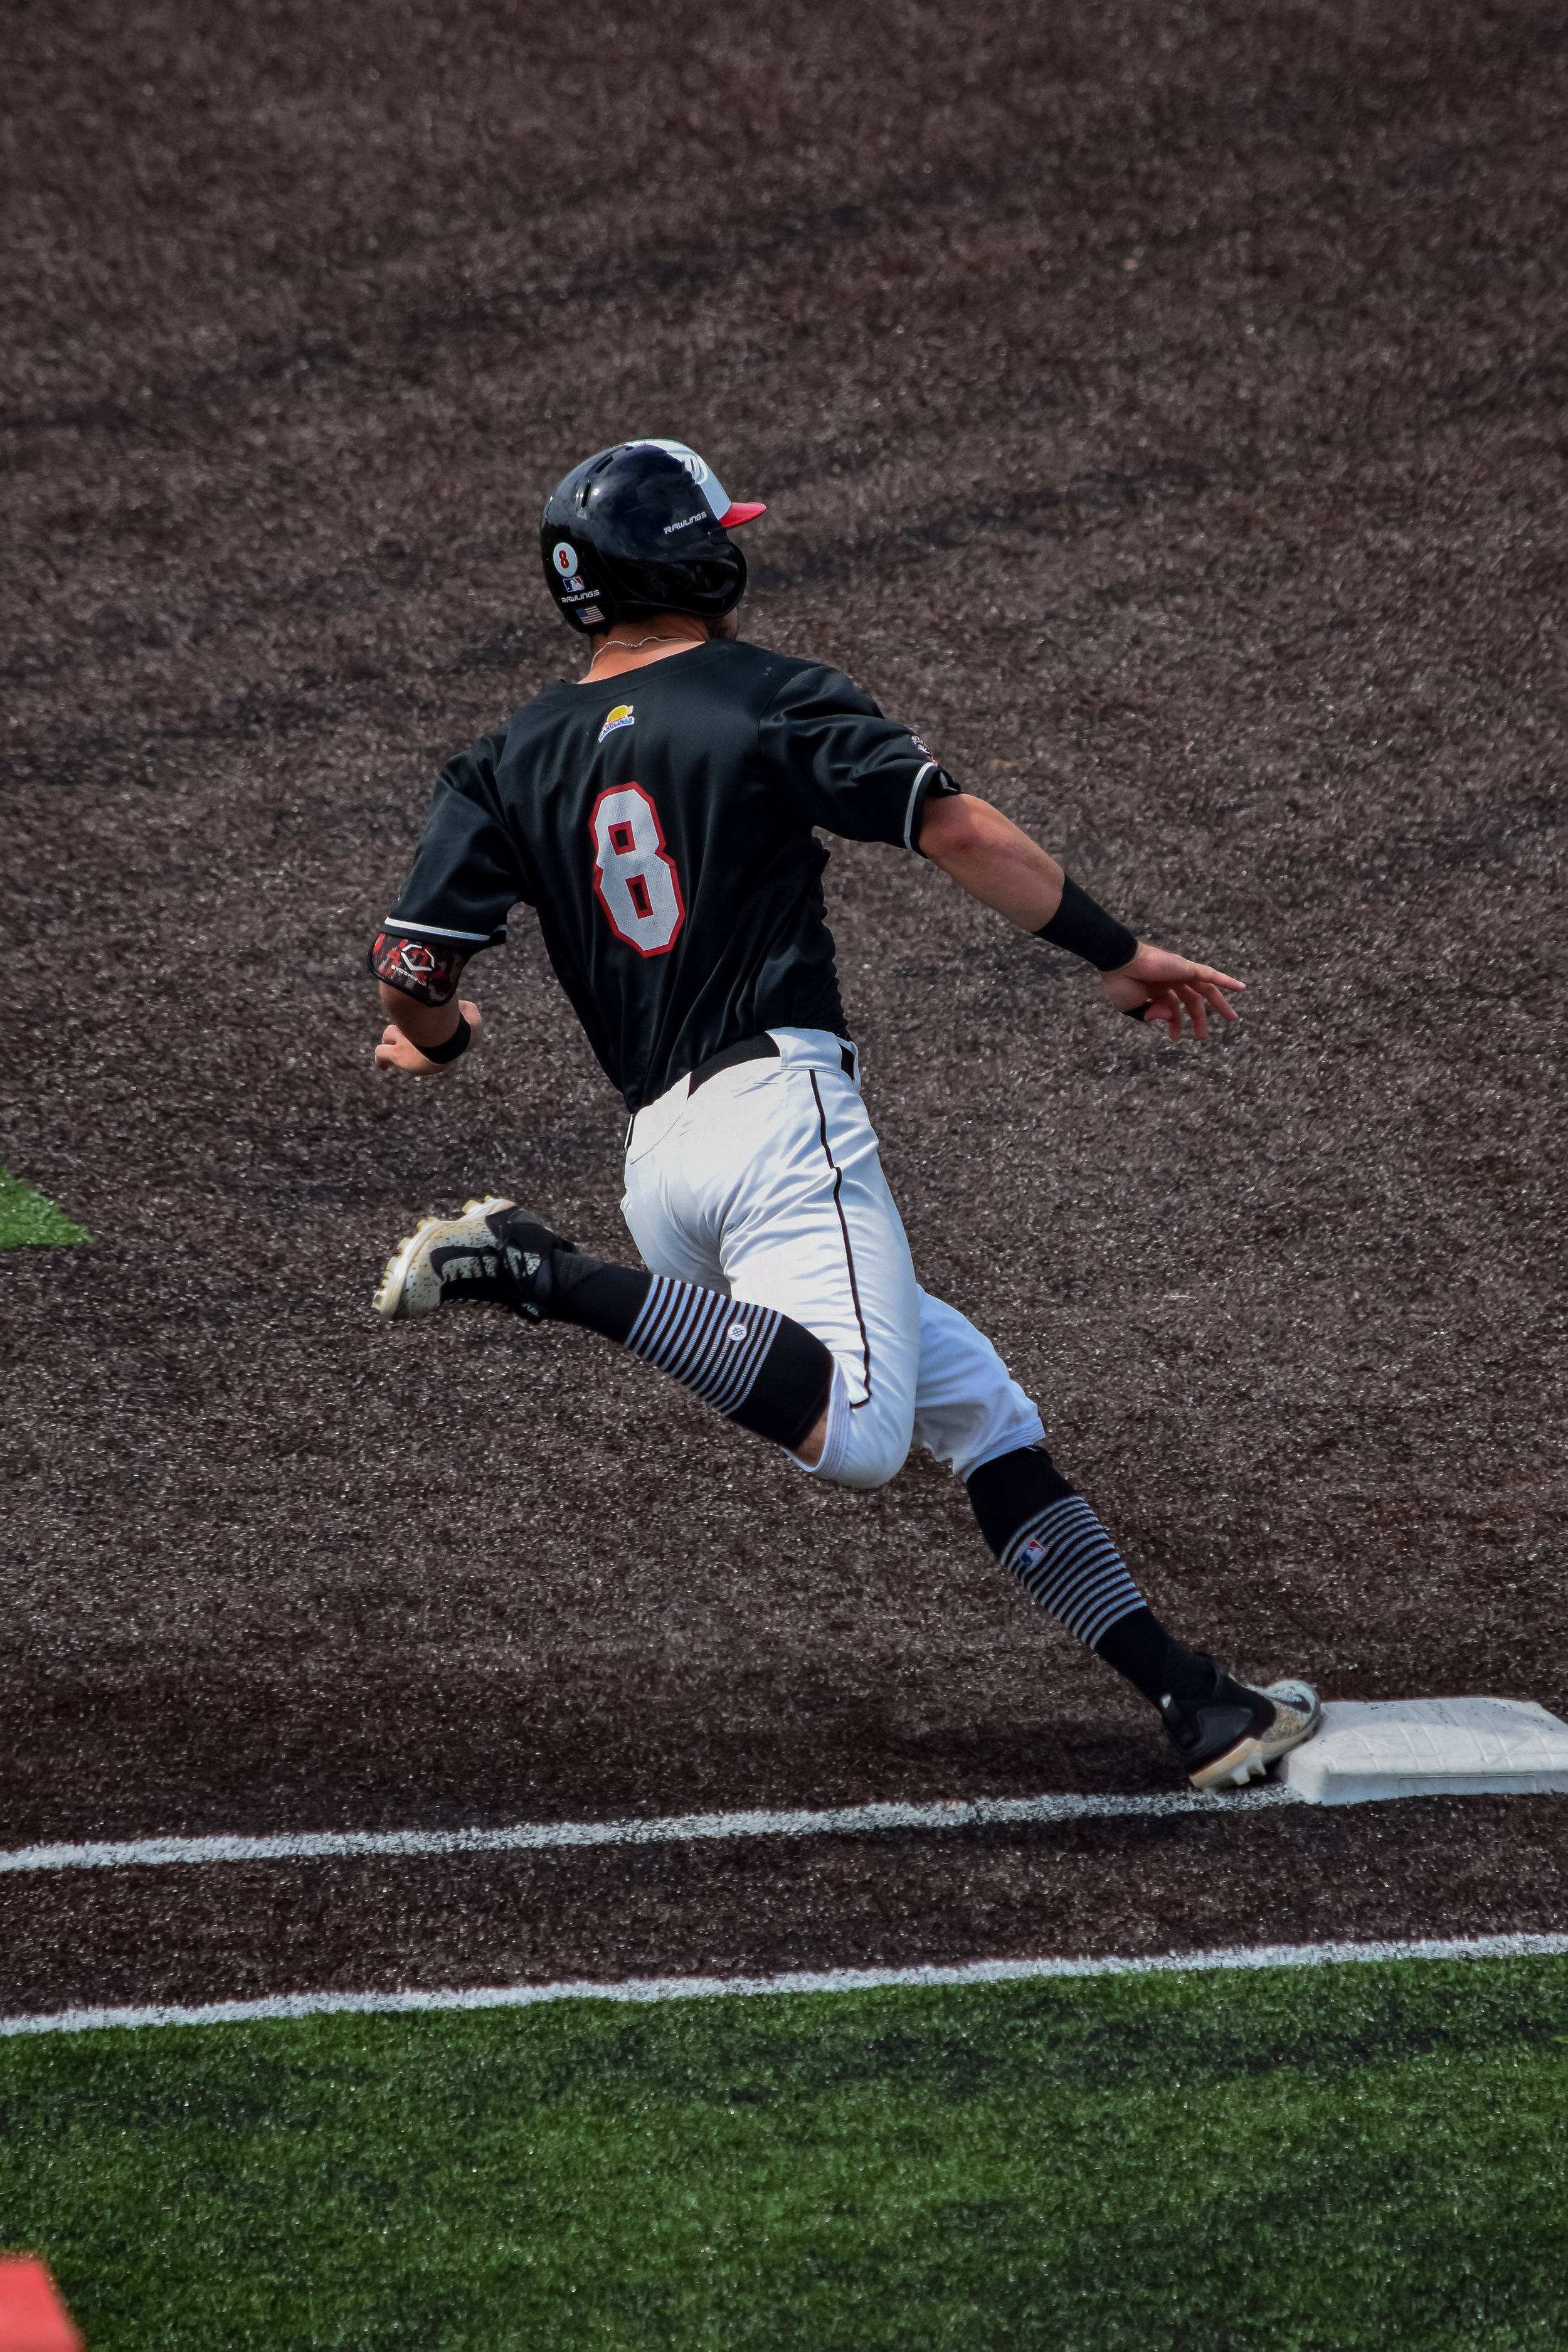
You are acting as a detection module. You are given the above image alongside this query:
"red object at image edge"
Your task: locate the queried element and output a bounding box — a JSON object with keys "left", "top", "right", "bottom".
{"left": 0, "top": 2260, "right": 85, "bottom": 2352}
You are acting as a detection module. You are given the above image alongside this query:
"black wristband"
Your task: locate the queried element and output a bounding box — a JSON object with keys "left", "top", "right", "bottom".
{"left": 416, "top": 1012, "right": 471, "bottom": 1066}
{"left": 1035, "top": 875, "right": 1138, "bottom": 971}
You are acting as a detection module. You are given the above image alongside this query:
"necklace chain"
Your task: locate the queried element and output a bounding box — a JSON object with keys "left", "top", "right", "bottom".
{"left": 585, "top": 631, "right": 699, "bottom": 674}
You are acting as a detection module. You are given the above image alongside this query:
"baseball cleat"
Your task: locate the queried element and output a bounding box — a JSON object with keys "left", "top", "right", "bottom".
{"left": 373, "top": 1198, "right": 571, "bottom": 1322}
{"left": 1162, "top": 1661, "right": 1322, "bottom": 1791}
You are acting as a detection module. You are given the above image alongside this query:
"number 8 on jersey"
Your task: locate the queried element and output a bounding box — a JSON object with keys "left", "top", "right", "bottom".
{"left": 589, "top": 783, "right": 686, "bottom": 957}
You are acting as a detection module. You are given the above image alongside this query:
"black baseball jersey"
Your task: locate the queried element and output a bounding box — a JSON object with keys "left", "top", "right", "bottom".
{"left": 373, "top": 637, "right": 957, "bottom": 1113}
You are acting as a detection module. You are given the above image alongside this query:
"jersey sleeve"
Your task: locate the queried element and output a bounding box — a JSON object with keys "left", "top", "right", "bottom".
{"left": 376, "top": 731, "right": 523, "bottom": 959}
{"left": 757, "top": 664, "right": 960, "bottom": 852}
{"left": 370, "top": 733, "right": 524, "bottom": 1005}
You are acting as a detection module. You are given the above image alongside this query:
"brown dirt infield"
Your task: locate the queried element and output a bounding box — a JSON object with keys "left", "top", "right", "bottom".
{"left": 1, "top": 0, "right": 1564, "bottom": 2013}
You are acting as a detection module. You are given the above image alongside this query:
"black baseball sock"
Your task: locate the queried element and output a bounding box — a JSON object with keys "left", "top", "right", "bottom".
{"left": 537, "top": 1245, "right": 832, "bottom": 1454}
{"left": 1094, "top": 1608, "right": 1217, "bottom": 1708}
{"left": 539, "top": 1253, "right": 649, "bottom": 1345}
{"left": 965, "top": 1444, "right": 1211, "bottom": 1706}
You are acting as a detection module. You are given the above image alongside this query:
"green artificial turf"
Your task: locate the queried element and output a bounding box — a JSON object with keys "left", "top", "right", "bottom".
{"left": 0, "top": 1165, "right": 90, "bottom": 1246}
{"left": 3, "top": 1957, "right": 1567, "bottom": 2350}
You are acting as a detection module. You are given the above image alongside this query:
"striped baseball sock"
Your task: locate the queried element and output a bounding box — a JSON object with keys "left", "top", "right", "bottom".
{"left": 999, "top": 1492, "right": 1147, "bottom": 1649}
{"left": 965, "top": 1444, "right": 1191, "bottom": 1700}
{"left": 543, "top": 1256, "right": 833, "bottom": 1454}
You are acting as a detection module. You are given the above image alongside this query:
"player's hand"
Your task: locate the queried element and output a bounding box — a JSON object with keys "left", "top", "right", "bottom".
{"left": 1099, "top": 946, "right": 1243, "bottom": 1042}
{"left": 373, "top": 998, "right": 483, "bottom": 1075}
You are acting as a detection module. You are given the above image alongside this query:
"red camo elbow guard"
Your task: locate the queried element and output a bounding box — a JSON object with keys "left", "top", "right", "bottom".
{"left": 369, "top": 931, "right": 469, "bottom": 1005}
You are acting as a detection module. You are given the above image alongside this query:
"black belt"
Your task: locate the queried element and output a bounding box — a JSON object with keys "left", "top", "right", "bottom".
{"left": 689, "top": 1034, "right": 780, "bottom": 1092}
{"left": 626, "top": 1035, "right": 856, "bottom": 1149}
{"left": 689, "top": 1035, "right": 857, "bottom": 1092}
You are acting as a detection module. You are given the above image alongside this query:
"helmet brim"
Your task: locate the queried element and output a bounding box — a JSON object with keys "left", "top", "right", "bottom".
{"left": 718, "top": 501, "right": 766, "bottom": 527}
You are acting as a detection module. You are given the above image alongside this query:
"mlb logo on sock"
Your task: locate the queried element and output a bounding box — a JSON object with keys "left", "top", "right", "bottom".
{"left": 1016, "top": 1536, "right": 1047, "bottom": 1574}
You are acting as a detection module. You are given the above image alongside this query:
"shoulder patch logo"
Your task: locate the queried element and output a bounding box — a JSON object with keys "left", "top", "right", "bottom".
{"left": 598, "top": 702, "right": 635, "bottom": 744}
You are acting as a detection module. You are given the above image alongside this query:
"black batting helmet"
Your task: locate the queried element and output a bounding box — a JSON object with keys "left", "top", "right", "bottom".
{"left": 540, "top": 438, "right": 766, "bottom": 635}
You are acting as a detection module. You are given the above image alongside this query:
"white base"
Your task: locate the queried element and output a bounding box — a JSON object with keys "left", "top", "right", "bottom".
{"left": 1281, "top": 1696, "right": 1568, "bottom": 1806}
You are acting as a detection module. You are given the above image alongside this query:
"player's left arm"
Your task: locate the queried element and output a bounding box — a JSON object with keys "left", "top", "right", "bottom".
{"left": 918, "top": 790, "right": 1243, "bottom": 1042}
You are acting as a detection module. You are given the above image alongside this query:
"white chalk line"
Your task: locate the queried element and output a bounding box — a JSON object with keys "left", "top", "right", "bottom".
{"left": 5, "top": 1933, "right": 1567, "bottom": 2040}
{"left": 0, "top": 1783, "right": 1303, "bottom": 1879}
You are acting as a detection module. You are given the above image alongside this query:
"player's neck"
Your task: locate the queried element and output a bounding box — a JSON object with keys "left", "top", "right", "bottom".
{"left": 580, "top": 623, "right": 712, "bottom": 683}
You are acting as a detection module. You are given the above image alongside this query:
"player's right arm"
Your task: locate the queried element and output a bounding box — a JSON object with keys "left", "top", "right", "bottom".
{"left": 917, "top": 790, "right": 1244, "bottom": 1042}
{"left": 374, "top": 988, "right": 484, "bottom": 1075}
{"left": 368, "top": 733, "right": 519, "bottom": 1078}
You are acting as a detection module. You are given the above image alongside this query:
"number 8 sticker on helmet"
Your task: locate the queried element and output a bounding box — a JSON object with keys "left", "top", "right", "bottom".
{"left": 589, "top": 783, "right": 686, "bottom": 956}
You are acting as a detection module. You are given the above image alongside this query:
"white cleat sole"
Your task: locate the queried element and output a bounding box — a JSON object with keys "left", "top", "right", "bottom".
{"left": 1189, "top": 1742, "right": 1271, "bottom": 1794}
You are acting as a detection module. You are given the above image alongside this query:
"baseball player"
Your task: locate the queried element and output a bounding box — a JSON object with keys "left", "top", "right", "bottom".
{"left": 368, "top": 438, "right": 1320, "bottom": 1792}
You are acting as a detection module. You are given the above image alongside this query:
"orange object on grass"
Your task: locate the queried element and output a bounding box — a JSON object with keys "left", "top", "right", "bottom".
{"left": 0, "top": 2260, "right": 83, "bottom": 2352}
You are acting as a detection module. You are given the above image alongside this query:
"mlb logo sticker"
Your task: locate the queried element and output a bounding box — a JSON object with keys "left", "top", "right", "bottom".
{"left": 598, "top": 702, "right": 635, "bottom": 743}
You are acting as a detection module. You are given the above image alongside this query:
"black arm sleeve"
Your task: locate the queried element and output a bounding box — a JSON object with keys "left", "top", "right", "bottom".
{"left": 757, "top": 663, "right": 959, "bottom": 852}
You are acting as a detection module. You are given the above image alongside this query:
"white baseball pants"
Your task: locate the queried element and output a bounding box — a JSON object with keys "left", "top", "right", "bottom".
{"left": 620, "top": 1027, "right": 1044, "bottom": 1490}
